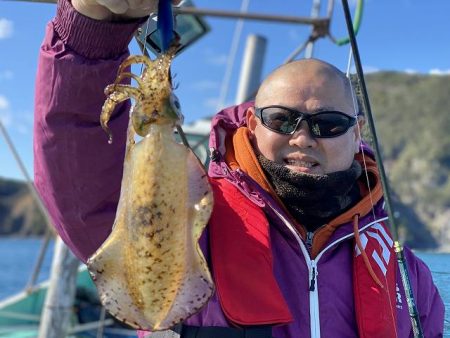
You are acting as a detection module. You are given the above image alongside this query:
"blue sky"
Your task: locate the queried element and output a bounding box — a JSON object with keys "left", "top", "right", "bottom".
{"left": 1, "top": 0, "right": 450, "bottom": 181}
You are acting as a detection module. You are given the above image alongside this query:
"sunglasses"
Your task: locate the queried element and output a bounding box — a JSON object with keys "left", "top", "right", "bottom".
{"left": 254, "top": 105, "right": 357, "bottom": 138}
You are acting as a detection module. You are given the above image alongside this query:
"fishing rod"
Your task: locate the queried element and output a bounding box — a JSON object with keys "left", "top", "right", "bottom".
{"left": 340, "top": 1, "right": 424, "bottom": 337}
{"left": 154, "top": 0, "right": 192, "bottom": 149}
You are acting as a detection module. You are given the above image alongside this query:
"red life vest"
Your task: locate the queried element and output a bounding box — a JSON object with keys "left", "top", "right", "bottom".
{"left": 209, "top": 178, "right": 397, "bottom": 336}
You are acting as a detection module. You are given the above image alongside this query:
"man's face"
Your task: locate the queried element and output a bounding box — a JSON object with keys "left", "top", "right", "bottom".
{"left": 247, "top": 68, "right": 362, "bottom": 175}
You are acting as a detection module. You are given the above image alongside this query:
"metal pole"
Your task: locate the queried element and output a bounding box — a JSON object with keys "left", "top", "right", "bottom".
{"left": 25, "top": 229, "right": 52, "bottom": 291}
{"left": 38, "top": 237, "right": 80, "bottom": 338}
{"left": 304, "top": 0, "right": 322, "bottom": 58}
{"left": 6, "top": 0, "right": 329, "bottom": 28}
{"left": 235, "top": 34, "right": 267, "bottom": 104}
{"left": 173, "top": 7, "right": 328, "bottom": 26}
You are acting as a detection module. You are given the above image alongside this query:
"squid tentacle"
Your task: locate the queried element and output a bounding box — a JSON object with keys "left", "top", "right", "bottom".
{"left": 101, "top": 85, "right": 143, "bottom": 143}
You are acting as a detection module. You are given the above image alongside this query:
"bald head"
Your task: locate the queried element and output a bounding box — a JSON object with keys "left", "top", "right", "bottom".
{"left": 247, "top": 58, "right": 363, "bottom": 175}
{"left": 255, "top": 59, "right": 355, "bottom": 114}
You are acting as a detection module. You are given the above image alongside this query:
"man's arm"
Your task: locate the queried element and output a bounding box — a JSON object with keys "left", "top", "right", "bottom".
{"left": 34, "top": 0, "right": 146, "bottom": 262}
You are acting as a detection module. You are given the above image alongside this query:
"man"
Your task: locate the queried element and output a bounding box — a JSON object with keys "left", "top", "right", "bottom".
{"left": 34, "top": 0, "right": 444, "bottom": 337}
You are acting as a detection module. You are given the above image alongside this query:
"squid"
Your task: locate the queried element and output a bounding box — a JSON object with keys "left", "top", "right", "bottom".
{"left": 86, "top": 50, "right": 214, "bottom": 331}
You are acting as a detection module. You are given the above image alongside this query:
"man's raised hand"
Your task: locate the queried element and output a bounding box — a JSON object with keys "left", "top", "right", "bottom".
{"left": 72, "top": 0, "right": 180, "bottom": 21}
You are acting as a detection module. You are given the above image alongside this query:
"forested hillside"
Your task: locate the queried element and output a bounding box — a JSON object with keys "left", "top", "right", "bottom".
{"left": 362, "top": 72, "right": 450, "bottom": 249}
{"left": 0, "top": 178, "right": 46, "bottom": 236}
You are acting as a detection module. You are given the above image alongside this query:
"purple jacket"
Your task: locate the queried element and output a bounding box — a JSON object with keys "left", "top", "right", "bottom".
{"left": 34, "top": 1, "right": 444, "bottom": 337}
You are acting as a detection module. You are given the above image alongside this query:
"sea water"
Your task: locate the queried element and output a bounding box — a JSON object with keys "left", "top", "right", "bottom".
{"left": 0, "top": 238, "right": 449, "bottom": 335}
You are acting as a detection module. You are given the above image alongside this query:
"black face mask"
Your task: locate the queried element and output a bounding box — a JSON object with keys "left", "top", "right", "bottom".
{"left": 257, "top": 155, "right": 362, "bottom": 232}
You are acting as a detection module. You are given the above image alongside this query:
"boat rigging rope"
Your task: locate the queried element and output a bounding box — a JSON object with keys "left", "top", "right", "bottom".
{"left": 340, "top": 0, "right": 424, "bottom": 336}
{"left": 346, "top": 50, "right": 377, "bottom": 223}
{"left": 331, "top": 0, "right": 364, "bottom": 46}
{"left": 0, "top": 120, "right": 56, "bottom": 292}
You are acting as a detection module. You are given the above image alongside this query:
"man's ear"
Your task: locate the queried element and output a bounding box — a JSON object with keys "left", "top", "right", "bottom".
{"left": 357, "top": 115, "right": 365, "bottom": 128}
{"left": 354, "top": 115, "right": 365, "bottom": 153}
{"left": 246, "top": 107, "right": 258, "bottom": 136}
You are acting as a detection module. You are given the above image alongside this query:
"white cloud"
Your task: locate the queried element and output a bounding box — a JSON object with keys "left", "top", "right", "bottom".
{"left": 404, "top": 68, "right": 418, "bottom": 74}
{"left": 0, "top": 98, "right": 32, "bottom": 134}
{"left": 206, "top": 54, "right": 228, "bottom": 66}
{"left": 350, "top": 65, "right": 379, "bottom": 74}
{"left": 0, "top": 115, "right": 31, "bottom": 135}
{"left": 191, "top": 80, "right": 219, "bottom": 91}
{"left": 0, "top": 70, "right": 14, "bottom": 80}
{"left": 429, "top": 68, "right": 450, "bottom": 76}
{"left": 0, "top": 95, "right": 12, "bottom": 128}
{"left": 0, "top": 95, "right": 9, "bottom": 110}
{"left": 0, "top": 110, "right": 12, "bottom": 127}
{"left": 203, "top": 97, "right": 220, "bottom": 110}
{"left": 363, "top": 65, "right": 379, "bottom": 74}
{"left": 203, "top": 48, "right": 228, "bottom": 66}
{"left": 0, "top": 18, "right": 13, "bottom": 39}
{"left": 203, "top": 97, "right": 235, "bottom": 112}
{"left": 14, "top": 110, "right": 33, "bottom": 135}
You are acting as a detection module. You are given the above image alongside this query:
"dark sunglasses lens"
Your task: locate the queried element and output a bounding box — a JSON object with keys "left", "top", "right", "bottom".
{"left": 310, "top": 113, "right": 353, "bottom": 137}
{"left": 261, "top": 108, "right": 298, "bottom": 133}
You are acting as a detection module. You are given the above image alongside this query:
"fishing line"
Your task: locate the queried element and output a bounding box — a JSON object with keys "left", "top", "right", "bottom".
{"left": 346, "top": 47, "right": 397, "bottom": 335}
{"left": 138, "top": 10, "right": 153, "bottom": 73}
{"left": 342, "top": 1, "right": 400, "bottom": 334}
{"left": 346, "top": 49, "right": 377, "bottom": 223}
{"left": 138, "top": 1, "right": 192, "bottom": 150}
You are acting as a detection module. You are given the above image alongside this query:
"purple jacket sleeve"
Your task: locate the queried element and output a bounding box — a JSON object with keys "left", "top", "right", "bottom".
{"left": 404, "top": 247, "right": 445, "bottom": 337}
{"left": 34, "top": 0, "right": 146, "bottom": 262}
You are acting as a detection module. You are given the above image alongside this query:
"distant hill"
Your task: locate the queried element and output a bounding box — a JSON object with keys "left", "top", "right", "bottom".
{"left": 0, "top": 177, "right": 47, "bottom": 236}
{"left": 362, "top": 72, "right": 450, "bottom": 250}
{"left": 1, "top": 72, "right": 449, "bottom": 250}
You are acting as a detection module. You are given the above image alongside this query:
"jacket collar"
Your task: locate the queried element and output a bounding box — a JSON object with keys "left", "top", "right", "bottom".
{"left": 208, "top": 102, "right": 385, "bottom": 238}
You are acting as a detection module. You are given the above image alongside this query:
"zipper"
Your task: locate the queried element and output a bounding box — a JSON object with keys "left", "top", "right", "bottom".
{"left": 309, "top": 262, "right": 317, "bottom": 291}
{"left": 306, "top": 231, "right": 314, "bottom": 253}
{"left": 269, "top": 206, "right": 321, "bottom": 338}
{"left": 269, "top": 203, "right": 389, "bottom": 338}
{"left": 309, "top": 260, "right": 320, "bottom": 337}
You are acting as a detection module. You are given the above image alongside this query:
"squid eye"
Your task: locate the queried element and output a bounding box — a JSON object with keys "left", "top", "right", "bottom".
{"left": 169, "top": 94, "right": 184, "bottom": 123}
{"left": 170, "top": 94, "right": 181, "bottom": 113}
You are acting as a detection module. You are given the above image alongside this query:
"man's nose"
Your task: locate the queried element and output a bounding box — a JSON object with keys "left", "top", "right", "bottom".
{"left": 288, "top": 121, "right": 318, "bottom": 148}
